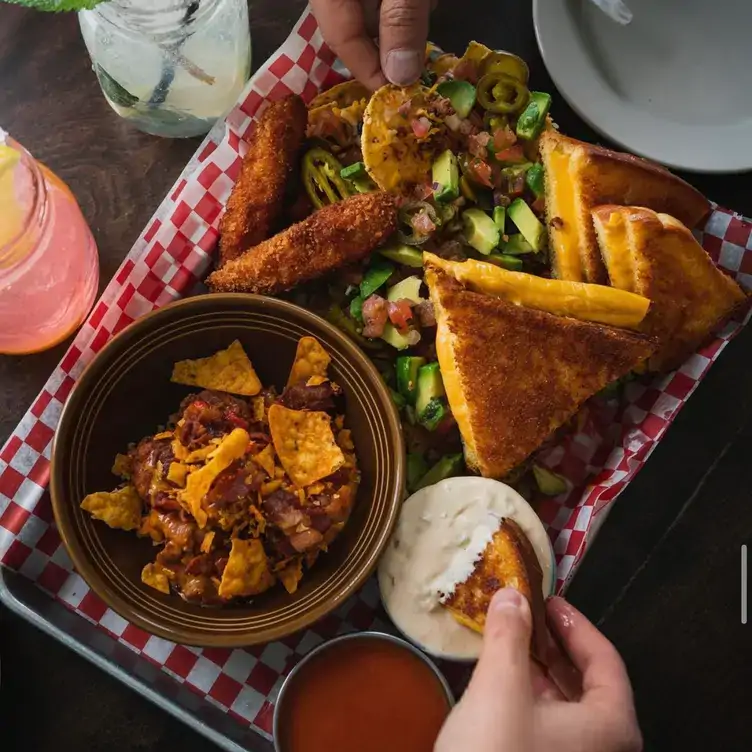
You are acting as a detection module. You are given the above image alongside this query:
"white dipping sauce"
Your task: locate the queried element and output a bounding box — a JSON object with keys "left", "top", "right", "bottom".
{"left": 378, "top": 477, "right": 554, "bottom": 661}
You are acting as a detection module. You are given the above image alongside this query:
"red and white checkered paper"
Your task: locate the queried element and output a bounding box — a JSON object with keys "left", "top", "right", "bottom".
{"left": 2, "top": 5, "right": 752, "bottom": 740}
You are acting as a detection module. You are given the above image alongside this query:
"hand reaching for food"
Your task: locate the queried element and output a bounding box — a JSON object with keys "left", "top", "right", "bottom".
{"left": 435, "top": 589, "right": 643, "bottom": 752}
{"left": 309, "top": 0, "right": 435, "bottom": 89}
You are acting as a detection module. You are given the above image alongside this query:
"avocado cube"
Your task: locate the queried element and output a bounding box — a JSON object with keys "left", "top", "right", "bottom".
{"left": 387, "top": 276, "right": 423, "bottom": 304}
{"left": 525, "top": 163, "right": 545, "bottom": 199}
{"left": 340, "top": 161, "right": 367, "bottom": 180}
{"left": 436, "top": 80, "right": 477, "bottom": 119}
{"left": 515, "top": 92, "right": 552, "bottom": 141}
{"left": 432, "top": 150, "right": 460, "bottom": 203}
{"left": 415, "top": 362, "right": 445, "bottom": 417}
{"left": 493, "top": 206, "right": 506, "bottom": 234}
{"left": 413, "top": 453, "right": 465, "bottom": 491}
{"left": 507, "top": 198, "right": 545, "bottom": 252}
{"left": 396, "top": 356, "right": 426, "bottom": 405}
{"left": 379, "top": 243, "right": 424, "bottom": 268}
{"left": 381, "top": 322, "right": 414, "bottom": 350}
{"left": 462, "top": 208, "right": 500, "bottom": 255}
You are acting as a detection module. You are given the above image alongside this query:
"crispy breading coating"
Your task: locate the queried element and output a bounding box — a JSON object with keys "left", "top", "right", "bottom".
{"left": 218, "top": 95, "right": 307, "bottom": 265}
{"left": 207, "top": 192, "right": 398, "bottom": 294}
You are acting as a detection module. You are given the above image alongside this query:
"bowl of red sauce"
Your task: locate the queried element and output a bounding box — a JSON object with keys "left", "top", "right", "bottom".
{"left": 273, "top": 631, "right": 454, "bottom": 752}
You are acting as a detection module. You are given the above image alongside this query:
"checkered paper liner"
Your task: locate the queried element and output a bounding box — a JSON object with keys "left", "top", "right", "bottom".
{"left": 2, "top": 5, "right": 752, "bottom": 740}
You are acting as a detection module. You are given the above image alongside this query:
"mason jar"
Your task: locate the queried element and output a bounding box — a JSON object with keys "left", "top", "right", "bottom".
{"left": 79, "top": 0, "right": 252, "bottom": 138}
{"left": 0, "top": 135, "right": 99, "bottom": 355}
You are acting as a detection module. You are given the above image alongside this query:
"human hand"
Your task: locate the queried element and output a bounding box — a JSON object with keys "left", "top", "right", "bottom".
{"left": 435, "top": 589, "right": 643, "bottom": 752}
{"left": 309, "top": 0, "right": 434, "bottom": 90}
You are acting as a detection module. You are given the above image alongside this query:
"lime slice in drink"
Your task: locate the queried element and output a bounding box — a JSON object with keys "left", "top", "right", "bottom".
{"left": 0, "top": 144, "right": 26, "bottom": 263}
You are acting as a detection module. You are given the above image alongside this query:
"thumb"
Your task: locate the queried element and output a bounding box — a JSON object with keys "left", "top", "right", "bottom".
{"left": 464, "top": 588, "right": 534, "bottom": 724}
{"left": 379, "top": 0, "right": 431, "bottom": 86}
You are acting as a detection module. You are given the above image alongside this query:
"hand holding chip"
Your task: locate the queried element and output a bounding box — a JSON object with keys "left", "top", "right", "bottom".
{"left": 310, "top": 0, "right": 435, "bottom": 89}
{"left": 435, "top": 589, "right": 643, "bottom": 752}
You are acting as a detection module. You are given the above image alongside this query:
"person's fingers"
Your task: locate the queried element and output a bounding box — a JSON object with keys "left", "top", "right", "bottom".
{"left": 379, "top": 0, "right": 432, "bottom": 85}
{"left": 530, "top": 659, "right": 566, "bottom": 702}
{"left": 310, "top": 0, "right": 387, "bottom": 90}
{"left": 460, "top": 588, "right": 534, "bottom": 737}
{"left": 539, "top": 620, "right": 583, "bottom": 701}
{"left": 546, "top": 597, "right": 633, "bottom": 706}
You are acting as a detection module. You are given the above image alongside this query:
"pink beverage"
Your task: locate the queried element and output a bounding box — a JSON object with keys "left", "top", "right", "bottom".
{"left": 0, "top": 135, "right": 99, "bottom": 355}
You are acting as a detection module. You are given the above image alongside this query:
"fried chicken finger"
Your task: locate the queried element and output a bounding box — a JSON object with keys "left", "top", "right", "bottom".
{"left": 207, "top": 192, "right": 398, "bottom": 295}
{"left": 218, "top": 94, "right": 307, "bottom": 266}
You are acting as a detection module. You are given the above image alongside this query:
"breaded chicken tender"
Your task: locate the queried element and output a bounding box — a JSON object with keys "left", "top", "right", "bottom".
{"left": 207, "top": 192, "right": 398, "bottom": 294}
{"left": 218, "top": 95, "right": 307, "bottom": 265}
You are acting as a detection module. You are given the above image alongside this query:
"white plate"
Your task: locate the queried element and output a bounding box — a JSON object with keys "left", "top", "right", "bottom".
{"left": 533, "top": 0, "right": 752, "bottom": 173}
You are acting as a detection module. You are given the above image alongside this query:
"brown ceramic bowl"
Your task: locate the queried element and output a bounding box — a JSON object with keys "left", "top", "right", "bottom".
{"left": 50, "top": 294, "right": 405, "bottom": 647}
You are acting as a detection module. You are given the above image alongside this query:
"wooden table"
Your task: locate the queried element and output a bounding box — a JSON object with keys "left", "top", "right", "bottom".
{"left": 1, "top": 2, "right": 751, "bottom": 750}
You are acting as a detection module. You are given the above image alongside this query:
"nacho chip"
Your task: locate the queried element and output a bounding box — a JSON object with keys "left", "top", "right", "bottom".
{"left": 429, "top": 53, "right": 460, "bottom": 77}
{"left": 179, "top": 428, "right": 250, "bottom": 528}
{"left": 309, "top": 80, "right": 371, "bottom": 110}
{"left": 141, "top": 562, "right": 172, "bottom": 594}
{"left": 111, "top": 453, "right": 132, "bottom": 479}
{"left": 218, "top": 538, "right": 275, "bottom": 599}
{"left": 200, "top": 531, "right": 215, "bottom": 554}
{"left": 278, "top": 559, "right": 304, "bottom": 595}
{"left": 81, "top": 485, "right": 143, "bottom": 531}
{"left": 362, "top": 84, "right": 447, "bottom": 195}
{"left": 287, "top": 336, "right": 331, "bottom": 386}
{"left": 171, "top": 340, "right": 261, "bottom": 396}
{"left": 171, "top": 438, "right": 219, "bottom": 464}
{"left": 268, "top": 404, "right": 345, "bottom": 487}
{"left": 458, "top": 40, "right": 493, "bottom": 70}
{"left": 252, "top": 443, "right": 276, "bottom": 478}
{"left": 166, "top": 462, "right": 190, "bottom": 487}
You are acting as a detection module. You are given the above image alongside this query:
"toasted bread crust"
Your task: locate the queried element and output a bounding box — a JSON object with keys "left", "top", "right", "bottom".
{"left": 444, "top": 519, "right": 547, "bottom": 660}
{"left": 541, "top": 130, "right": 711, "bottom": 285}
{"left": 593, "top": 205, "right": 747, "bottom": 371}
{"left": 426, "top": 264, "right": 655, "bottom": 478}
{"left": 208, "top": 192, "right": 398, "bottom": 294}
{"left": 218, "top": 95, "right": 308, "bottom": 265}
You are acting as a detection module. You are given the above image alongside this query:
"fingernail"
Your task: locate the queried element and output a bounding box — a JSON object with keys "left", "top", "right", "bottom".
{"left": 491, "top": 587, "right": 526, "bottom": 613}
{"left": 384, "top": 49, "right": 423, "bottom": 86}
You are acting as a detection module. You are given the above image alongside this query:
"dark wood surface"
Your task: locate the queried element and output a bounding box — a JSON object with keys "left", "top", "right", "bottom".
{"left": 1, "top": 2, "right": 752, "bottom": 750}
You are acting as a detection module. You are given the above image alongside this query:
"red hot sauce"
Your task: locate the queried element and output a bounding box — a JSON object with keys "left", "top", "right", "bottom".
{"left": 275, "top": 635, "right": 452, "bottom": 752}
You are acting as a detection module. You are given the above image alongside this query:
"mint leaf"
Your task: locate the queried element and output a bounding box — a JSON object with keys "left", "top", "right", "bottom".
{"left": 4, "top": 0, "right": 107, "bottom": 11}
{"left": 96, "top": 65, "right": 139, "bottom": 108}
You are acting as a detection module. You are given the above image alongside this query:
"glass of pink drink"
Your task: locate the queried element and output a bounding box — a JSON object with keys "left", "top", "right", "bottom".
{"left": 0, "top": 136, "right": 99, "bottom": 355}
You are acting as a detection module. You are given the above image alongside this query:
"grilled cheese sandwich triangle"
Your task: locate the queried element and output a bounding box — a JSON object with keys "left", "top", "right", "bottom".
{"left": 425, "top": 263, "right": 655, "bottom": 479}
{"left": 444, "top": 518, "right": 547, "bottom": 661}
{"left": 593, "top": 205, "right": 747, "bottom": 372}
{"left": 540, "top": 130, "right": 710, "bottom": 285}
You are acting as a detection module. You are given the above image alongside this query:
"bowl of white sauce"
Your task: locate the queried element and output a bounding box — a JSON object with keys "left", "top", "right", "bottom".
{"left": 378, "top": 477, "right": 555, "bottom": 662}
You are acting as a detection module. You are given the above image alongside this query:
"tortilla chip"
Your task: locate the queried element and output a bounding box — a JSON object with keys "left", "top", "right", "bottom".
{"left": 141, "top": 563, "right": 172, "bottom": 594}
{"left": 171, "top": 438, "right": 218, "bottom": 464}
{"left": 268, "top": 404, "right": 345, "bottom": 487}
{"left": 429, "top": 53, "right": 460, "bottom": 77}
{"left": 166, "top": 462, "right": 190, "bottom": 487}
{"left": 218, "top": 538, "right": 275, "bottom": 599}
{"left": 179, "top": 428, "right": 249, "bottom": 528}
{"left": 362, "top": 84, "right": 447, "bottom": 195}
{"left": 279, "top": 559, "right": 304, "bottom": 594}
{"left": 252, "top": 443, "right": 276, "bottom": 478}
{"left": 81, "top": 486, "right": 143, "bottom": 531}
{"left": 287, "top": 336, "right": 331, "bottom": 386}
{"left": 308, "top": 79, "right": 371, "bottom": 110}
{"left": 111, "top": 453, "right": 132, "bottom": 479}
{"left": 200, "top": 531, "right": 216, "bottom": 554}
{"left": 171, "top": 340, "right": 261, "bottom": 396}
{"left": 458, "top": 40, "right": 493, "bottom": 70}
